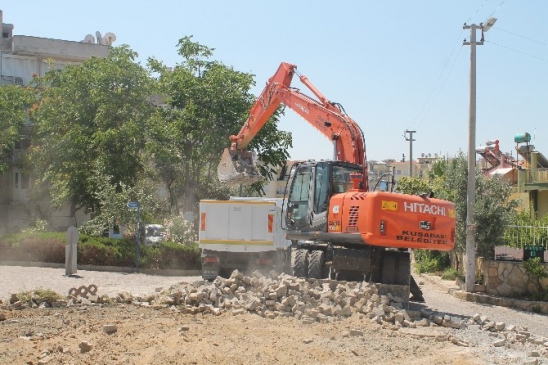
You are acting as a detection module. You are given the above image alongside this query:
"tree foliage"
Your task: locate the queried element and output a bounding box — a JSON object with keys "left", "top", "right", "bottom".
{"left": 396, "top": 153, "right": 517, "bottom": 261}
{"left": 0, "top": 85, "right": 35, "bottom": 175}
{"left": 79, "top": 174, "right": 168, "bottom": 236}
{"left": 29, "top": 46, "right": 155, "bottom": 216}
{"left": 147, "top": 36, "right": 291, "bottom": 214}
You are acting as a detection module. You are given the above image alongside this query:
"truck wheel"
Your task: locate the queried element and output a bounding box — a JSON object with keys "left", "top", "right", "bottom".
{"left": 307, "top": 250, "right": 324, "bottom": 279}
{"left": 291, "top": 248, "right": 308, "bottom": 278}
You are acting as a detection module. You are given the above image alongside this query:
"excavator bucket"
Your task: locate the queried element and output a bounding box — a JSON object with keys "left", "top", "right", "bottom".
{"left": 217, "top": 148, "right": 263, "bottom": 185}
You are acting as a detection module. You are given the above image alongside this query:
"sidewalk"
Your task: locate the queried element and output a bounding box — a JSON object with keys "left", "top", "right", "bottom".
{"left": 417, "top": 272, "right": 548, "bottom": 315}
{"left": 0, "top": 263, "right": 201, "bottom": 301}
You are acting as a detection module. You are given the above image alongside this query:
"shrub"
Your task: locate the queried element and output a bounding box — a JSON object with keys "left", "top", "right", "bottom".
{"left": 414, "top": 250, "right": 451, "bottom": 274}
{"left": 0, "top": 232, "right": 65, "bottom": 262}
{"left": 441, "top": 268, "right": 464, "bottom": 281}
{"left": 523, "top": 257, "right": 548, "bottom": 293}
{"left": 163, "top": 215, "right": 197, "bottom": 245}
{"left": 0, "top": 232, "right": 200, "bottom": 270}
{"left": 142, "top": 241, "right": 200, "bottom": 270}
{"left": 17, "top": 287, "right": 63, "bottom": 306}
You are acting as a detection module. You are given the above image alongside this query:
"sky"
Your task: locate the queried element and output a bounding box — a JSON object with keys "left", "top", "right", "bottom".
{"left": 2, "top": 1, "right": 547, "bottom": 163}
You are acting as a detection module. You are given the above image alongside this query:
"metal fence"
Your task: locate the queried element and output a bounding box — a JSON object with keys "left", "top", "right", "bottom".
{"left": 503, "top": 224, "right": 548, "bottom": 249}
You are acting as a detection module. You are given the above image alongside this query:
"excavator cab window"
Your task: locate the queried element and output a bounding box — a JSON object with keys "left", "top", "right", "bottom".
{"left": 286, "top": 165, "right": 312, "bottom": 227}
{"left": 313, "top": 162, "right": 330, "bottom": 214}
{"left": 332, "top": 165, "right": 359, "bottom": 194}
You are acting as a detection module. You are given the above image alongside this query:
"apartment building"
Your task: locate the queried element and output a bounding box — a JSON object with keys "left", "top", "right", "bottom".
{"left": 0, "top": 10, "right": 113, "bottom": 233}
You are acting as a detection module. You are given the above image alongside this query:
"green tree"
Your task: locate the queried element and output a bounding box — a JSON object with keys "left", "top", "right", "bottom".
{"left": 147, "top": 36, "right": 291, "bottom": 215}
{"left": 397, "top": 154, "right": 517, "bottom": 268}
{"left": 0, "top": 85, "right": 35, "bottom": 175}
{"left": 394, "top": 176, "right": 433, "bottom": 196}
{"left": 29, "top": 46, "right": 155, "bottom": 219}
{"left": 474, "top": 170, "right": 518, "bottom": 257}
{"left": 79, "top": 174, "right": 168, "bottom": 237}
{"left": 432, "top": 154, "right": 517, "bottom": 260}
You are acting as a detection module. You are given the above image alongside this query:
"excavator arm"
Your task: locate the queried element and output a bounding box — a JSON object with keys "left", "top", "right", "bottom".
{"left": 218, "top": 62, "right": 367, "bottom": 188}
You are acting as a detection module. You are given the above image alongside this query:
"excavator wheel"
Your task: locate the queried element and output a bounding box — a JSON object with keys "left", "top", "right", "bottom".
{"left": 291, "top": 248, "right": 308, "bottom": 278}
{"left": 307, "top": 250, "right": 325, "bottom": 279}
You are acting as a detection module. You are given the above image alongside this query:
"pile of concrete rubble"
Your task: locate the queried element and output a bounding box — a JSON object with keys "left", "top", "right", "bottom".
{"left": 2, "top": 269, "right": 548, "bottom": 352}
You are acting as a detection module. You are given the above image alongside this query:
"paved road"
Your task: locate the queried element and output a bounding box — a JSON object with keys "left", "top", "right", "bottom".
{"left": 1, "top": 264, "right": 546, "bottom": 339}
{"left": 412, "top": 273, "right": 548, "bottom": 338}
{"left": 0, "top": 265, "right": 200, "bottom": 300}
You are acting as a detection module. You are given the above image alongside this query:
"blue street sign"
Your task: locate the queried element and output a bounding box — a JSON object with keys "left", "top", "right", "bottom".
{"left": 127, "top": 201, "right": 140, "bottom": 209}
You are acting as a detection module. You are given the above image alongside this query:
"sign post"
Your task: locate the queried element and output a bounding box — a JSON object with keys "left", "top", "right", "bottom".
{"left": 127, "top": 201, "right": 141, "bottom": 270}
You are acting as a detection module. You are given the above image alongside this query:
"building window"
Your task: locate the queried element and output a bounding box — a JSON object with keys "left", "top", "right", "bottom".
{"left": 14, "top": 138, "right": 31, "bottom": 150}
{"left": 396, "top": 170, "right": 402, "bottom": 175}
{"left": 14, "top": 172, "right": 31, "bottom": 190}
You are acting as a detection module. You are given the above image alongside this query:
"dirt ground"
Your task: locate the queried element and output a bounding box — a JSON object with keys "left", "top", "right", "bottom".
{"left": 0, "top": 304, "right": 485, "bottom": 365}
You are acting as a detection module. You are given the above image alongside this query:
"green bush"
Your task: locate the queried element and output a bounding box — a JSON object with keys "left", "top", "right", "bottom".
{"left": 0, "top": 232, "right": 65, "bottom": 263}
{"left": 141, "top": 242, "right": 200, "bottom": 270}
{"left": 0, "top": 232, "right": 200, "bottom": 270}
{"left": 414, "top": 250, "right": 451, "bottom": 274}
{"left": 441, "top": 268, "right": 464, "bottom": 281}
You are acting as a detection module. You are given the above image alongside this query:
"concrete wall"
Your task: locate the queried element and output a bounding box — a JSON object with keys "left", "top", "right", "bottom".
{"left": 11, "top": 36, "right": 109, "bottom": 62}
{"left": 538, "top": 190, "right": 548, "bottom": 218}
{"left": 483, "top": 259, "right": 548, "bottom": 297}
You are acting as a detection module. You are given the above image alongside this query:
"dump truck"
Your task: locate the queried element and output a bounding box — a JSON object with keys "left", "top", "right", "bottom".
{"left": 199, "top": 198, "right": 291, "bottom": 280}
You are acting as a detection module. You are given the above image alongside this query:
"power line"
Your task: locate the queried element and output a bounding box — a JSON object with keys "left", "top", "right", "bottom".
{"left": 485, "top": 0, "right": 508, "bottom": 21}
{"left": 493, "top": 27, "right": 548, "bottom": 47}
{"left": 466, "top": 0, "right": 489, "bottom": 24}
{"left": 486, "top": 40, "right": 548, "bottom": 63}
{"left": 408, "top": 1, "right": 503, "bottom": 132}
{"left": 407, "top": 36, "right": 464, "bottom": 131}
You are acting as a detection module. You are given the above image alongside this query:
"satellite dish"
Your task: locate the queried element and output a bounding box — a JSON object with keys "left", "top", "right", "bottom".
{"left": 103, "top": 32, "right": 117, "bottom": 45}
{"left": 421, "top": 153, "right": 425, "bottom": 157}
{"left": 434, "top": 153, "right": 438, "bottom": 158}
{"left": 82, "top": 34, "right": 95, "bottom": 43}
{"left": 95, "top": 31, "right": 103, "bottom": 45}
{"left": 428, "top": 153, "right": 431, "bottom": 157}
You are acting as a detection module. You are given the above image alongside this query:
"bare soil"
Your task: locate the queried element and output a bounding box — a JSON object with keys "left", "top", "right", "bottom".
{"left": 0, "top": 305, "right": 481, "bottom": 365}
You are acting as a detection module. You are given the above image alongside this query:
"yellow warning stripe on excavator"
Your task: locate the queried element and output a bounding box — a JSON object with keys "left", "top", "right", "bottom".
{"left": 199, "top": 239, "right": 274, "bottom": 246}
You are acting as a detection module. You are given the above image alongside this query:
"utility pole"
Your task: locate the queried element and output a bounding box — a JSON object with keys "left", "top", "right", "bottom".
{"left": 404, "top": 130, "right": 416, "bottom": 177}
{"left": 462, "top": 17, "right": 496, "bottom": 293}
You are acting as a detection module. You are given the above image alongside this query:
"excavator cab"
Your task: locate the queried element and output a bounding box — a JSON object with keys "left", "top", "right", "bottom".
{"left": 284, "top": 161, "right": 362, "bottom": 233}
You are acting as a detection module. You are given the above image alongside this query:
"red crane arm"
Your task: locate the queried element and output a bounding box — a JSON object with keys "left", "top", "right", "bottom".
{"left": 229, "top": 62, "right": 366, "bottom": 167}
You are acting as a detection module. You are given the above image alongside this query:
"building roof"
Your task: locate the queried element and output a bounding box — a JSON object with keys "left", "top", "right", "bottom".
{"left": 489, "top": 167, "right": 514, "bottom": 177}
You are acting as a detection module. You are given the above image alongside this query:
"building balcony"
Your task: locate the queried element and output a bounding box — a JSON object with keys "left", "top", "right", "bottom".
{"left": 518, "top": 168, "right": 548, "bottom": 192}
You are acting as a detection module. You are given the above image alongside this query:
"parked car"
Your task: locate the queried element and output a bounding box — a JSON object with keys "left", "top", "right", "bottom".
{"left": 144, "top": 224, "right": 164, "bottom": 246}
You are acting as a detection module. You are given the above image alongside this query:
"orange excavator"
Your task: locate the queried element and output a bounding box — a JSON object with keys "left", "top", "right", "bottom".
{"left": 218, "top": 62, "right": 455, "bottom": 297}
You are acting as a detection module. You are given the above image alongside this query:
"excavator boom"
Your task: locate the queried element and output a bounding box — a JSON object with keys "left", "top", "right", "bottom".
{"left": 218, "top": 62, "right": 367, "bottom": 189}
